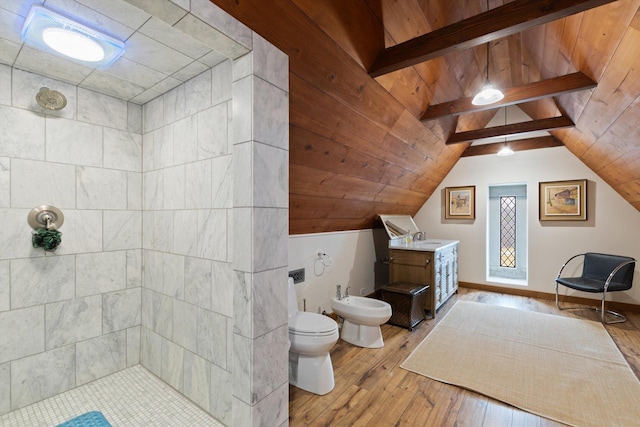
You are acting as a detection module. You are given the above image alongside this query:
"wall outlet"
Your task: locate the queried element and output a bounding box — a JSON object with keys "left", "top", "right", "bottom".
{"left": 288, "top": 268, "right": 305, "bottom": 284}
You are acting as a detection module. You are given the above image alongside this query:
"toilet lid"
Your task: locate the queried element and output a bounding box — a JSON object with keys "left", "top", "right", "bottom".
{"left": 289, "top": 312, "right": 337, "bottom": 335}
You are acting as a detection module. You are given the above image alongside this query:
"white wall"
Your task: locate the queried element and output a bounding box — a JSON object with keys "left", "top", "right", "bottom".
{"left": 289, "top": 146, "right": 640, "bottom": 313}
{"left": 414, "top": 146, "right": 640, "bottom": 305}
{"left": 288, "top": 230, "right": 378, "bottom": 314}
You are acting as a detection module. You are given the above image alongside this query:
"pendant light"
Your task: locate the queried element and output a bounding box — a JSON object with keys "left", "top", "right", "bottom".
{"left": 497, "top": 144, "right": 514, "bottom": 156}
{"left": 472, "top": 1, "right": 504, "bottom": 106}
{"left": 496, "top": 107, "right": 514, "bottom": 156}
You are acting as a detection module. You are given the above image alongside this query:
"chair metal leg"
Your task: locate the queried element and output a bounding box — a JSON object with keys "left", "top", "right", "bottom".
{"left": 555, "top": 283, "right": 626, "bottom": 324}
{"left": 596, "top": 290, "right": 626, "bottom": 324}
{"left": 595, "top": 308, "right": 626, "bottom": 324}
{"left": 555, "top": 282, "right": 571, "bottom": 312}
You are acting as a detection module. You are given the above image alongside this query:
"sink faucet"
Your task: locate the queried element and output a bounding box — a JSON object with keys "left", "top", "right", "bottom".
{"left": 344, "top": 286, "right": 350, "bottom": 298}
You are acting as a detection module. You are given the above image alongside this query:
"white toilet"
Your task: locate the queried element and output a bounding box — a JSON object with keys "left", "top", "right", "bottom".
{"left": 288, "top": 277, "right": 339, "bottom": 395}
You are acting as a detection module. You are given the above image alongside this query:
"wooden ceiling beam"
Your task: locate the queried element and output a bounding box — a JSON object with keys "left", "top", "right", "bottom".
{"left": 447, "top": 115, "right": 574, "bottom": 144}
{"left": 460, "top": 136, "right": 565, "bottom": 157}
{"left": 368, "top": 0, "right": 618, "bottom": 78}
{"left": 421, "top": 72, "right": 596, "bottom": 121}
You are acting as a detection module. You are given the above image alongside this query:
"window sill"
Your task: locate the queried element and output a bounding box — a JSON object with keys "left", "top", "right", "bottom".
{"left": 486, "top": 276, "right": 528, "bottom": 286}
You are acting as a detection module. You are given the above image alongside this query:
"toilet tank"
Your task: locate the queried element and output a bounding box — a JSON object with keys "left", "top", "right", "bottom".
{"left": 288, "top": 277, "right": 299, "bottom": 318}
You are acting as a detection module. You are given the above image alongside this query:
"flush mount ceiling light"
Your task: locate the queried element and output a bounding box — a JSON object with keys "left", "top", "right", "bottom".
{"left": 472, "top": 1, "right": 504, "bottom": 106}
{"left": 21, "top": 5, "right": 125, "bottom": 68}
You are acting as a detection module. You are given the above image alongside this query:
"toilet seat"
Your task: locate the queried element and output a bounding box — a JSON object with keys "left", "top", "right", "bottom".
{"left": 289, "top": 312, "right": 337, "bottom": 337}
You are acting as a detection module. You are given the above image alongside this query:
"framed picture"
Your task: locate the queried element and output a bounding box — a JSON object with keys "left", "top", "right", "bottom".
{"left": 445, "top": 186, "right": 476, "bottom": 219}
{"left": 539, "top": 179, "right": 587, "bottom": 221}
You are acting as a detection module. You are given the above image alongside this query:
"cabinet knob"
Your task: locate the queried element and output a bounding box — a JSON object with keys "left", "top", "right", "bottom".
{"left": 425, "top": 259, "right": 430, "bottom": 265}
{"left": 389, "top": 257, "right": 394, "bottom": 261}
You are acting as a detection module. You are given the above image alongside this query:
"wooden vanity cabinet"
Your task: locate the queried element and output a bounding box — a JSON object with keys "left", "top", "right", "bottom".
{"left": 389, "top": 242, "right": 458, "bottom": 317}
{"left": 389, "top": 249, "right": 434, "bottom": 317}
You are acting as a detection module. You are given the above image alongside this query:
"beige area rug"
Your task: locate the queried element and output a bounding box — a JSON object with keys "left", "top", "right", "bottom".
{"left": 401, "top": 300, "right": 640, "bottom": 427}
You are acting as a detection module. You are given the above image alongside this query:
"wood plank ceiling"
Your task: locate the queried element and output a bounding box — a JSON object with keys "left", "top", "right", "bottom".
{"left": 210, "top": 0, "right": 640, "bottom": 234}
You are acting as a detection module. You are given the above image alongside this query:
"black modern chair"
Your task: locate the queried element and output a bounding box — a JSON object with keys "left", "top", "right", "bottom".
{"left": 555, "top": 252, "right": 636, "bottom": 324}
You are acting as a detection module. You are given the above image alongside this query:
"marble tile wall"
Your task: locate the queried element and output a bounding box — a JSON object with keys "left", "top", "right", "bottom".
{"left": 140, "top": 31, "right": 290, "bottom": 426}
{"left": 231, "top": 33, "right": 290, "bottom": 427}
{"left": 0, "top": 64, "right": 142, "bottom": 414}
{"left": 0, "top": 5, "right": 289, "bottom": 424}
{"left": 140, "top": 59, "right": 236, "bottom": 426}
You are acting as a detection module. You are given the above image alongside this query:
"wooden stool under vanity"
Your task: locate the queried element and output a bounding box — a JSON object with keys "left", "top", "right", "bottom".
{"left": 379, "top": 282, "right": 430, "bottom": 331}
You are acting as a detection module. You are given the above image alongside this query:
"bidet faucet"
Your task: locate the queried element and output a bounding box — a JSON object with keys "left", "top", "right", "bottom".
{"left": 336, "top": 284, "right": 342, "bottom": 299}
{"left": 345, "top": 286, "right": 350, "bottom": 298}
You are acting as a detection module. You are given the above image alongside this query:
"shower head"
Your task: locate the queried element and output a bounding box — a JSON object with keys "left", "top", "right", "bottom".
{"left": 36, "top": 87, "right": 67, "bottom": 110}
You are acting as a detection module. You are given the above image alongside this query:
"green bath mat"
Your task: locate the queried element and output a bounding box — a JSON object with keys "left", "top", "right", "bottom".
{"left": 56, "top": 411, "right": 112, "bottom": 427}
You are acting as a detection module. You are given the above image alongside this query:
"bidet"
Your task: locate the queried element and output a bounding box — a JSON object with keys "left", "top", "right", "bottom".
{"left": 330, "top": 296, "right": 391, "bottom": 348}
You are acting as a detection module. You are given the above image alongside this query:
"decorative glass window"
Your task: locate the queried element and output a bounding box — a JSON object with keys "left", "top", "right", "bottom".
{"left": 500, "top": 196, "right": 516, "bottom": 268}
{"left": 488, "top": 184, "right": 527, "bottom": 284}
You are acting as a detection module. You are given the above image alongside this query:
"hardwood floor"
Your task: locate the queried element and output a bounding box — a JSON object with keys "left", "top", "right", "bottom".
{"left": 289, "top": 287, "right": 640, "bottom": 426}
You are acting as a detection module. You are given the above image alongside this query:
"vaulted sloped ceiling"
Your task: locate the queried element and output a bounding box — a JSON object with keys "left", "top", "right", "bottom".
{"left": 210, "top": 0, "right": 640, "bottom": 234}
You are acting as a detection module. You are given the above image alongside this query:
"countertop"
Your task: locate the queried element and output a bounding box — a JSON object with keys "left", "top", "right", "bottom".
{"left": 388, "top": 238, "right": 459, "bottom": 252}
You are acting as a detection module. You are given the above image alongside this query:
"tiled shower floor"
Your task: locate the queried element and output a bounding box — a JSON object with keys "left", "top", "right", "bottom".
{"left": 0, "top": 365, "right": 224, "bottom": 426}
